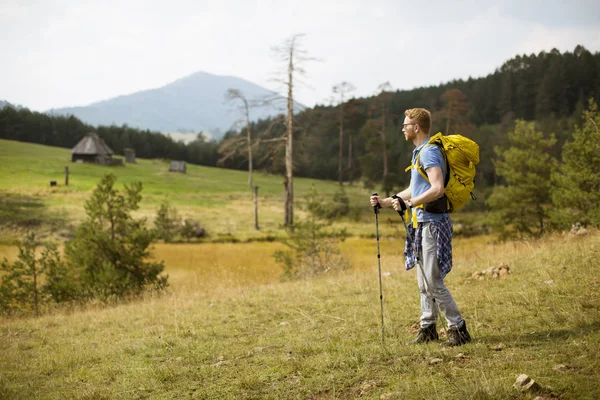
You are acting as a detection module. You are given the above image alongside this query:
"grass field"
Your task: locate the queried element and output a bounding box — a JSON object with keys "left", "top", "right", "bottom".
{"left": 1, "top": 232, "right": 599, "bottom": 399}
{"left": 1, "top": 139, "right": 599, "bottom": 399}
{"left": 0, "top": 139, "right": 393, "bottom": 243}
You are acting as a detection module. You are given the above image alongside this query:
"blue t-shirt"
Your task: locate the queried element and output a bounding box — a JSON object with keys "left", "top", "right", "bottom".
{"left": 410, "top": 138, "right": 447, "bottom": 222}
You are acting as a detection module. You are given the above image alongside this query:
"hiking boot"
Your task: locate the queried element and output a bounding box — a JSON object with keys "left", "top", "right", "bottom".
{"left": 441, "top": 321, "right": 472, "bottom": 347}
{"left": 407, "top": 324, "right": 438, "bottom": 344}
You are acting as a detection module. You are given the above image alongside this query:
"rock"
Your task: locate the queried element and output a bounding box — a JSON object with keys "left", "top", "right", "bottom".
{"left": 570, "top": 222, "right": 589, "bottom": 236}
{"left": 469, "top": 264, "right": 510, "bottom": 280}
{"left": 213, "top": 360, "right": 230, "bottom": 367}
{"left": 553, "top": 364, "right": 569, "bottom": 372}
{"left": 359, "top": 380, "right": 378, "bottom": 396}
{"left": 514, "top": 374, "right": 542, "bottom": 392}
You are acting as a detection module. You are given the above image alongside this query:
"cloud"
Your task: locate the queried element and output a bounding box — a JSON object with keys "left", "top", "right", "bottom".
{"left": 1, "top": 0, "right": 599, "bottom": 112}
{"left": 517, "top": 25, "right": 600, "bottom": 55}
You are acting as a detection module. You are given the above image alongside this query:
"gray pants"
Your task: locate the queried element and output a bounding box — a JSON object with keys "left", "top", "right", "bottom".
{"left": 417, "top": 223, "right": 463, "bottom": 328}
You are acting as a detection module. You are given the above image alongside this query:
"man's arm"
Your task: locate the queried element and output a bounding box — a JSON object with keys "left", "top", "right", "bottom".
{"left": 370, "top": 187, "right": 410, "bottom": 208}
{"left": 408, "top": 166, "right": 445, "bottom": 207}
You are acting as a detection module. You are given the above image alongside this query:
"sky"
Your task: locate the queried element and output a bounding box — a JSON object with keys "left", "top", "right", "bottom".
{"left": 1, "top": 0, "right": 600, "bottom": 112}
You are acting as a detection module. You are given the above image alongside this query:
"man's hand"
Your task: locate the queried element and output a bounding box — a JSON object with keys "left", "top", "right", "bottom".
{"left": 370, "top": 194, "right": 381, "bottom": 208}
{"left": 391, "top": 194, "right": 408, "bottom": 212}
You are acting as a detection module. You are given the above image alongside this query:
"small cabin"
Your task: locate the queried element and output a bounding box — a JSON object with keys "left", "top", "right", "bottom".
{"left": 169, "top": 160, "right": 186, "bottom": 173}
{"left": 71, "top": 133, "right": 123, "bottom": 166}
{"left": 124, "top": 148, "right": 136, "bottom": 164}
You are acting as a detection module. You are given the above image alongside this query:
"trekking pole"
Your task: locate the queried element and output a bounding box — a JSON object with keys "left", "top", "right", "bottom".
{"left": 372, "top": 192, "right": 385, "bottom": 344}
{"left": 391, "top": 195, "right": 446, "bottom": 337}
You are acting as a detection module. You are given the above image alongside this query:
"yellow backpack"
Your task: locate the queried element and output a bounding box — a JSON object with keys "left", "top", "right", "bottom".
{"left": 406, "top": 132, "right": 480, "bottom": 213}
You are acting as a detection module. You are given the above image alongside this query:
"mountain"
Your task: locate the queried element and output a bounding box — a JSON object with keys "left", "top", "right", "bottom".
{"left": 0, "top": 100, "right": 24, "bottom": 110}
{"left": 47, "top": 72, "right": 289, "bottom": 139}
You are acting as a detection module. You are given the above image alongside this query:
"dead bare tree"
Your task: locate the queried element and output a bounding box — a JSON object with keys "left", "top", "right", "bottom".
{"left": 271, "top": 33, "right": 315, "bottom": 227}
{"left": 374, "top": 82, "right": 393, "bottom": 195}
{"left": 224, "top": 89, "right": 257, "bottom": 188}
{"left": 332, "top": 81, "right": 355, "bottom": 186}
{"left": 218, "top": 114, "right": 286, "bottom": 231}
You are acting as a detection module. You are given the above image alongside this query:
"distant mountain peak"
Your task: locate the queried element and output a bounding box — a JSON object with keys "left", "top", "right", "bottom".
{"left": 0, "top": 100, "right": 24, "bottom": 110}
{"left": 47, "top": 72, "right": 287, "bottom": 139}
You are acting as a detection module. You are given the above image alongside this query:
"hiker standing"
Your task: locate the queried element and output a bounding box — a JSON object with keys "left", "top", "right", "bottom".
{"left": 370, "top": 108, "right": 471, "bottom": 346}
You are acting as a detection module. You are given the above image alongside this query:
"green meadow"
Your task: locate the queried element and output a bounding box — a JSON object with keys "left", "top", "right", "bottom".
{"left": 0, "top": 139, "right": 388, "bottom": 243}
{"left": 1, "top": 139, "right": 599, "bottom": 399}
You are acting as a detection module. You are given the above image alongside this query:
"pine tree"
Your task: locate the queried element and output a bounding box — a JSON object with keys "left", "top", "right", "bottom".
{"left": 487, "top": 120, "right": 557, "bottom": 237}
{"left": 550, "top": 99, "right": 600, "bottom": 229}
{"left": 0, "top": 232, "right": 63, "bottom": 315}
{"left": 64, "top": 174, "right": 168, "bottom": 298}
{"left": 154, "top": 201, "right": 181, "bottom": 242}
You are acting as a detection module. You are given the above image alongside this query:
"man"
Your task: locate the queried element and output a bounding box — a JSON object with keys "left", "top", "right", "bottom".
{"left": 369, "top": 108, "right": 471, "bottom": 347}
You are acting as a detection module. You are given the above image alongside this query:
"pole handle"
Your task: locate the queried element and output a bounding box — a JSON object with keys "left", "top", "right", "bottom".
{"left": 391, "top": 194, "right": 408, "bottom": 217}
{"left": 372, "top": 192, "right": 381, "bottom": 214}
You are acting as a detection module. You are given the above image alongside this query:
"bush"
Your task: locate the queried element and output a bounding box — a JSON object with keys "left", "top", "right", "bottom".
{"left": 305, "top": 186, "right": 351, "bottom": 221}
{"left": 180, "top": 219, "right": 207, "bottom": 240}
{"left": 154, "top": 201, "right": 181, "bottom": 242}
{"left": 274, "top": 185, "right": 350, "bottom": 280}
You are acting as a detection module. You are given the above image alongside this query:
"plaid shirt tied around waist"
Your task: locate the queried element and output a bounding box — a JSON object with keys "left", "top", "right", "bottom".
{"left": 404, "top": 214, "right": 453, "bottom": 279}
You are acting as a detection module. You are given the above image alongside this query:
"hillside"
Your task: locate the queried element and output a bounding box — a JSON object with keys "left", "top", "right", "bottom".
{"left": 0, "top": 139, "right": 386, "bottom": 243}
{"left": 47, "top": 72, "right": 289, "bottom": 138}
{"left": 0, "top": 100, "right": 23, "bottom": 110}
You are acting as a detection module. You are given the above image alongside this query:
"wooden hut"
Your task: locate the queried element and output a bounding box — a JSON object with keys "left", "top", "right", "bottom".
{"left": 71, "top": 133, "right": 123, "bottom": 166}
{"left": 169, "top": 160, "right": 186, "bottom": 173}
{"left": 124, "top": 148, "right": 136, "bottom": 164}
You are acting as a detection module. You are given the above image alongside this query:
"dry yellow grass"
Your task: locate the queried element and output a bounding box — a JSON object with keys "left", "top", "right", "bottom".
{"left": 1, "top": 232, "right": 599, "bottom": 399}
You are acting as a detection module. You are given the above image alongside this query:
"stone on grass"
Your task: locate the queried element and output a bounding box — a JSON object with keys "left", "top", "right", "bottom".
{"left": 493, "top": 343, "right": 506, "bottom": 351}
{"left": 213, "top": 360, "right": 230, "bottom": 367}
{"left": 569, "top": 222, "right": 589, "bottom": 236}
{"left": 358, "top": 380, "right": 378, "bottom": 396}
{"left": 553, "top": 364, "right": 570, "bottom": 372}
{"left": 514, "top": 374, "right": 541, "bottom": 392}
{"left": 470, "top": 264, "right": 510, "bottom": 280}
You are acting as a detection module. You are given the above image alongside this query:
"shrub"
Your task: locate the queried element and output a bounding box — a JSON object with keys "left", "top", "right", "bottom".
{"left": 0, "top": 232, "right": 63, "bottom": 315}
{"left": 307, "top": 186, "right": 351, "bottom": 221}
{"left": 274, "top": 185, "right": 350, "bottom": 280}
{"left": 154, "top": 201, "right": 181, "bottom": 242}
{"left": 180, "top": 219, "right": 207, "bottom": 240}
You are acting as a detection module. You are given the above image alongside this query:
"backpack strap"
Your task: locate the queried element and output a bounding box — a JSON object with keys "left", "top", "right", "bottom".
{"left": 405, "top": 147, "right": 430, "bottom": 182}
{"left": 405, "top": 141, "right": 450, "bottom": 186}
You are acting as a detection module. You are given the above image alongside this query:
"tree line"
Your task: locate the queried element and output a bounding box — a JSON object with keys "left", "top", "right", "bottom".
{"left": 1, "top": 45, "right": 598, "bottom": 196}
